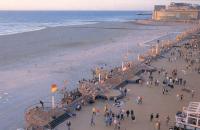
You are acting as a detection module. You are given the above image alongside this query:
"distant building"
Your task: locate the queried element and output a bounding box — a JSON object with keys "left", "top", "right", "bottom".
{"left": 152, "top": 2, "right": 200, "bottom": 21}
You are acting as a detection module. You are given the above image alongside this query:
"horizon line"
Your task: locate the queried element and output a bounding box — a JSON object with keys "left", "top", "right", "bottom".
{"left": 0, "top": 9, "right": 153, "bottom": 12}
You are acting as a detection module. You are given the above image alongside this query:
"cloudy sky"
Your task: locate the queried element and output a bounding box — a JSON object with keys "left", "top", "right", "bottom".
{"left": 0, "top": 0, "right": 199, "bottom": 10}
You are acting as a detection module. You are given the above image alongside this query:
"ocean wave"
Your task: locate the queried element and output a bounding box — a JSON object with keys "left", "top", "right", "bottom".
{"left": 0, "top": 21, "right": 99, "bottom": 36}
{"left": 0, "top": 11, "right": 151, "bottom": 36}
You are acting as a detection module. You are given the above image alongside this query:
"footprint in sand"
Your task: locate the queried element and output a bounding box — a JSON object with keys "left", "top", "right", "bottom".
{"left": 4, "top": 92, "right": 8, "bottom": 95}
{"left": 0, "top": 91, "right": 12, "bottom": 104}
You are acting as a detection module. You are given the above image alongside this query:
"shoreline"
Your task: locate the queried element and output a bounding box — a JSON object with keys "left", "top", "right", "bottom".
{"left": 0, "top": 21, "right": 100, "bottom": 36}
{"left": 0, "top": 20, "right": 193, "bottom": 69}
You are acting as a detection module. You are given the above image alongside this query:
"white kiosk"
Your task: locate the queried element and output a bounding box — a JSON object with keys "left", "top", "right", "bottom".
{"left": 175, "top": 102, "right": 200, "bottom": 130}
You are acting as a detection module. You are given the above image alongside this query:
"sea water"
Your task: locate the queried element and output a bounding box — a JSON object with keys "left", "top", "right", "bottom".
{"left": 0, "top": 11, "right": 151, "bottom": 35}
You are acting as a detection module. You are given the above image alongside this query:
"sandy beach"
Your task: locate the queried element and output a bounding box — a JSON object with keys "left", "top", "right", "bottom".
{"left": 0, "top": 21, "right": 197, "bottom": 129}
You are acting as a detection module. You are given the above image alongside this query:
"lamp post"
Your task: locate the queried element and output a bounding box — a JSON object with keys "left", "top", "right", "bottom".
{"left": 122, "top": 61, "right": 124, "bottom": 70}
{"left": 138, "top": 54, "right": 140, "bottom": 61}
{"left": 98, "top": 73, "right": 101, "bottom": 83}
{"left": 63, "top": 80, "right": 68, "bottom": 99}
{"left": 156, "top": 44, "right": 159, "bottom": 55}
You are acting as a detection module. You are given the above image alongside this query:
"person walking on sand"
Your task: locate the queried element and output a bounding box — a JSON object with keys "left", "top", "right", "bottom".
{"left": 150, "top": 113, "right": 154, "bottom": 122}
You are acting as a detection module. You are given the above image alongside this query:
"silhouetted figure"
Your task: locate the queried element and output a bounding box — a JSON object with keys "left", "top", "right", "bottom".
{"left": 40, "top": 100, "right": 44, "bottom": 108}
{"left": 156, "top": 113, "right": 159, "bottom": 119}
{"left": 126, "top": 110, "right": 130, "bottom": 117}
{"left": 66, "top": 120, "right": 71, "bottom": 130}
{"left": 150, "top": 113, "right": 154, "bottom": 122}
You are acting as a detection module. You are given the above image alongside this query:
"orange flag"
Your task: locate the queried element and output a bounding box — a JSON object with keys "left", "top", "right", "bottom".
{"left": 51, "top": 84, "right": 58, "bottom": 93}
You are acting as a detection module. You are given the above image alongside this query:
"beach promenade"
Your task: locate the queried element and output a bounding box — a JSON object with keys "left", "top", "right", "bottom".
{"left": 55, "top": 36, "right": 200, "bottom": 130}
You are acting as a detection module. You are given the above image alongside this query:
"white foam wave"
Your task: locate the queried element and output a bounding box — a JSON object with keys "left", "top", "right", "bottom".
{"left": 0, "top": 21, "right": 98, "bottom": 36}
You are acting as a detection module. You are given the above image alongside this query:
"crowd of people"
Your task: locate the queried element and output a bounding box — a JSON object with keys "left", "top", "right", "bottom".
{"left": 62, "top": 30, "right": 200, "bottom": 130}
{"left": 89, "top": 104, "right": 136, "bottom": 130}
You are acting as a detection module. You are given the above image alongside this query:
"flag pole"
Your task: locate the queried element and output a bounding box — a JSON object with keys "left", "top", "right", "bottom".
{"left": 51, "top": 84, "right": 58, "bottom": 112}
{"left": 99, "top": 73, "right": 101, "bottom": 82}
{"left": 52, "top": 95, "right": 55, "bottom": 109}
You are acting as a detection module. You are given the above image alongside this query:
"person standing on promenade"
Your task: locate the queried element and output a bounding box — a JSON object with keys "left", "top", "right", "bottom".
{"left": 126, "top": 110, "right": 130, "bottom": 118}
{"left": 114, "top": 118, "right": 118, "bottom": 130}
{"left": 66, "top": 120, "right": 71, "bottom": 130}
{"left": 191, "top": 90, "right": 195, "bottom": 98}
{"left": 105, "top": 115, "right": 109, "bottom": 126}
{"left": 117, "top": 121, "right": 121, "bottom": 130}
{"left": 109, "top": 115, "right": 113, "bottom": 126}
{"left": 146, "top": 81, "right": 149, "bottom": 87}
{"left": 162, "top": 88, "right": 165, "bottom": 95}
{"left": 155, "top": 113, "right": 159, "bottom": 120}
{"left": 150, "top": 113, "right": 154, "bottom": 122}
{"left": 130, "top": 110, "right": 134, "bottom": 117}
{"left": 90, "top": 114, "right": 95, "bottom": 126}
{"left": 166, "top": 115, "right": 170, "bottom": 125}
{"left": 179, "top": 78, "right": 183, "bottom": 85}
{"left": 180, "top": 94, "right": 183, "bottom": 101}
{"left": 120, "top": 112, "right": 124, "bottom": 120}
{"left": 131, "top": 114, "right": 135, "bottom": 122}
{"left": 124, "top": 88, "right": 127, "bottom": 96}
{"left": 176, "top": 94, "right": 180, "bottom": 101}
{"left": 155, "top": 120, "right": 161, "bottom": 130}
{"left": 104, "top": 104, "right": 108, "bottom": 115}
{"left": 92, "top": 107, "right": 96, "bottom": 115}
{"left": 183, "top": 80, "right": 186, "bottom": 87}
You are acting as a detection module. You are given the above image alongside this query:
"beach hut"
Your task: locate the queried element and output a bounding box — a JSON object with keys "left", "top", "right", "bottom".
{"left": 175, "top": 102, "right": 200, "bottom": 130}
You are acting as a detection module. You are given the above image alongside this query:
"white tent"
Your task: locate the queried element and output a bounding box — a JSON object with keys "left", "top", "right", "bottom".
{"left": 176, "top": 102, "right": 200, "bottom": 129}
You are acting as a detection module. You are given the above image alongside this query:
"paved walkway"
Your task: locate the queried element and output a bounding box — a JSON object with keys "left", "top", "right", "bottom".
{"left": 56, "top": 47, "right": 200, "bottom": 130}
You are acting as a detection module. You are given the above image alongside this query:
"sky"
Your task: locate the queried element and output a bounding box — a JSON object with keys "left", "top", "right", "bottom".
{"left": 0, "top": 0, "right": 199, "bottom": 11}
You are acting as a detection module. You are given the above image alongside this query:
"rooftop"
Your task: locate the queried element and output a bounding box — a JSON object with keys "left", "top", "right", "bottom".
{"left": 183, "top": 102, "right": 200, "bottom": 114}
{"left": 154, "top": 2, "right": 200, "bottom": 11}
